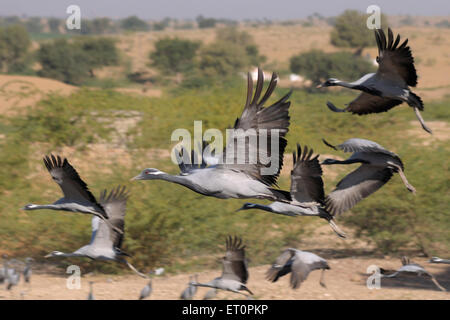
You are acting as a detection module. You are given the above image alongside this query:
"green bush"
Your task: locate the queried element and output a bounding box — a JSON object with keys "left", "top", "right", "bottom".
{"left": 120, "top": 16, "right": 149, "bottom": 32}
{"left": 0, "top": 25, "right": 31, "bottom": 73}
{"left": 330, "top": 10, "right": 388, "bottom": 50}
{"left": 290, "top": 49, "right": 375, "bottom": 85}
{"left": 150, "top": 37, "right": 200, "bottom": 75}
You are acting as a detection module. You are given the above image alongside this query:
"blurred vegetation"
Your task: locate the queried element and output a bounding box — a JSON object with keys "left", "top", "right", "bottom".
{"left": 290, "top": 49, "right": 375, "bottom": 85}
{"left": 0, "top": 25, "right": 31, "bottom": 73}
{"left": 37, "top": 37, "right": 119, "bottom": 85}
{"left": 0, "top": 81, "right": 448, "bottom": 274}
{"left": 330, "top": 10, "right": 388, "bottom": 53}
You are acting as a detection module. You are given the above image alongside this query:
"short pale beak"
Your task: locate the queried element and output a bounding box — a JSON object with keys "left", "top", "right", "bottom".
{"left": 316, "top": 83, "right": 323, "bottom": 88}
{"left": 235, "top": 206, "right": 245, "bottom": 212}
{"left": 44, "top": 253, "right": 52, "bottom": 258}
{"left": 130, "top": 175, "right": 140, "bottom": 181}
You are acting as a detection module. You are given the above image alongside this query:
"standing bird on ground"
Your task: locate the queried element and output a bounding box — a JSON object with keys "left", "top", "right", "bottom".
{"left": 132, "top": 69, "right": 292, "bottom": 203}
{"left": 266, "top": 248, "right": 330, "bottom": 289}
{"left": 22, "top": 155, "right": 122, "bottom": 234}
{"left": 87, "top": 281, "right": 95, "bottom": 300}
{"left": 180, "top": 275, "right": 198, "bottom": 300}
{"left": 429, "top": 257, "right": 450, "bottom": 264}
{"left": 203, "top": 288, "right": 218, "bottom": 300}
{"left": 237, "top": 144, "right": 346, "bottom": 238}
{"left": 23, "top": 257, "right": 33, "bottom": 284}
{"left": 317, "top": 28, "right": 431, "bottom": 134}
{"left": 321, "top": 138, "right": 415, "bottom": 216}
{"left": 139, "top": 278, "right": 152, "bottom": 300}
{"left": 44, "top": 186, "right": 148, "bottom": 279}
{"left": 190, "top": 236, "right": 253, "bottom": 298}
{"left": 381, "top": 256, "right": 446, "bottom": 292}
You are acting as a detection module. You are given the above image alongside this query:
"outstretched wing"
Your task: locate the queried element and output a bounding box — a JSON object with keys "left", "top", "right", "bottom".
{"left": 323, "top": 138, "right": 404, "bottom": 170}
{"left": 266, "top": 248, "right": 295, "bottom": 283}
{"left": 375, "top": 28, "right": 418, "bottom": 87}
{"left": 221, "top": 236, "right": 249, "bottom": 284}
{"left": 325, "top": 165, "right": 393, "bottom": 216}
{"left": 92, "top": 186, "right": 129, "bottom": 250}
{"left": 290, "top": 144, "right": 325, "bottom": 204}
{"left": 43, "top": 154, "right": 106, "bottom": 217}
{"left": 218, "top": 68, "right": 291, "bottom": 187}
{"left": 342, "top": 92, "right": 403, "bottom": 115}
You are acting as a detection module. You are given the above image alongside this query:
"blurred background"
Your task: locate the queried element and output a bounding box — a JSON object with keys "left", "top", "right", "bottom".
{"left": 0, "top": 0, "right": 448, "bottom": 295}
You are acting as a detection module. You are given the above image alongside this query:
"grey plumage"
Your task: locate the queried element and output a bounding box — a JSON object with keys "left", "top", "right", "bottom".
{"left": 44, "top": 186, "right": 148, "bottom": 279}
{"left": 180, "top": 275, "right": 198, "bottom": 300}
{"left": 322, "top": 138, "right": 415, "bottom": 216}
{"left": 381, "top": 257, "right": 446, "bottom": 292}
{"left": 132, "top": 69, "right": 292, "bottom": 203}
{"left": 87, "top": 281, "right": 95, "bottom": 300}
{"left": 190, "top": 236, "right": 253, "bottom": 297}
{"left": 23, "top": 257, "right": 33, "bottom": 283}
{"left": 318, "top": 28, "right": 431, "bottom": 134}
{"left": 266, "top": 248, "right": 330, "bottom": 289}
{"left": 237, "top": 144, "right": 346, "bottom": 238}
{"left": 429, "top": 257, "right": 450, "bottom": 264}
{"left": 139, "top": 279, "right": 152, "bottom": 300}
{"left": 22, "top": 155, "right": 122, "bottom": 234}
{"left": 203, "top": 288, "right": 218, "bottom": 300}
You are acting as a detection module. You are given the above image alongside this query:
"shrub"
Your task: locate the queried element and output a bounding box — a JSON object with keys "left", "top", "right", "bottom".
{"left": 0, "top": 25, "right": 31, "bottom": 73}
{"left": 290, "top": 49, "right": 375, "bottom": 85}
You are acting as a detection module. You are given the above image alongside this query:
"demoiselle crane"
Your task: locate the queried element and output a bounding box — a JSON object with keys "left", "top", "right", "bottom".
{"left": 87, "top": 281, "right": 95, "bottom": 300}
{"left": 44, "top": 186, "right": 148, "bottom": 278}
{"left": 139, "top": 278, "right": 152, "bottom": 300}
{"left": 180, "top": 275, "right": 198, "bottom": 300}
{"left": 237, "top": 144, "right": 346, "bottom": 238}
{"left": 22, "top": 155, "right": 122, "bottom": 234}
{"left": 429, "top": 257, "right": 450, "bottom": 264}
{"left": 321, "top": 138, "right": 416, "bottom": 216}
{"left": 23, "top": 257, "right": 33, "bottom": 283}
{"left": 190, "top": 236, "right": 253, "bottom": 297}
{"left": 266, "top": 248, "right": 330, "bottom": 289}
{"left": 132, "top": 68, "right": 293, "bottom": 202}
{"left": 317, "top": 28, "right": 431, "bottom": 134}
{"left": 381, "top": 256, "right": 446, "bottom": 292}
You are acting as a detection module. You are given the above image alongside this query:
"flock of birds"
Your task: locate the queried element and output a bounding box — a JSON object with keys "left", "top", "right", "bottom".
{"left": 2, "top": 28, "right": 447, "bottom": 299}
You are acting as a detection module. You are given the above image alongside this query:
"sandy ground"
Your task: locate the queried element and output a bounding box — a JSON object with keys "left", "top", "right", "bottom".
{"left": 1, "top": 255, "right": 448, "bottom": 300}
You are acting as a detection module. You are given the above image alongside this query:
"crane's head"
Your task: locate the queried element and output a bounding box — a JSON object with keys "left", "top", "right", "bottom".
{"left": 21, "top": 204, "right": 39, "bottom": 210}
{"left": 44, "top": 251, "right": 65, "bottom": 258}
{"left": 316, "top": 78, "right": 340, "bottom": 88}
{"left": 131, "top": 168, "right": 165, "bottom": 181}
{"left": 236, "top": 203, "right": 257, "bottom": 212}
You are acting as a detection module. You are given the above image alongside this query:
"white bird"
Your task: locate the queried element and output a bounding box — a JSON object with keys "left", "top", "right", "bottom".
{"left": 266, "top": 248, "right": 330, "bottom": 289}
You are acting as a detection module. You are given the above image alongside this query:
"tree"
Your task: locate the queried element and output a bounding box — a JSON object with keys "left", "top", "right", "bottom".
{"left": 25, "top": 17, "right": 44, "bottom": 33}
{"left": 75, "top": 37, "right": 119, "bottom": 76}
{"left": 0, "top": 25, "right": 31, "bottom": 73}
{"left": 150, "top": 37, "right": 200, "bottom": 76}
{"left": 37, "top": 39, "right": 90, "bottom": 85}
{"left": 120, "top": 16, "right": 149, "bottom": 32}
{"left": 216, "top": 27, "right": 266, "bottom": 66}
{"left": 47, "top": 17, "right": 61, "bottom": 34}
{"left": 198, "top": 41, "right": 249, "bottom": 78}
{"left": 290, "top": 49, "right": 375, "bottom": 85}
{"left": 330, "top": 10, "right": 388, "bottom": 52}
{"left": 196, "top": 15, "right": 216, "bottom": 29}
